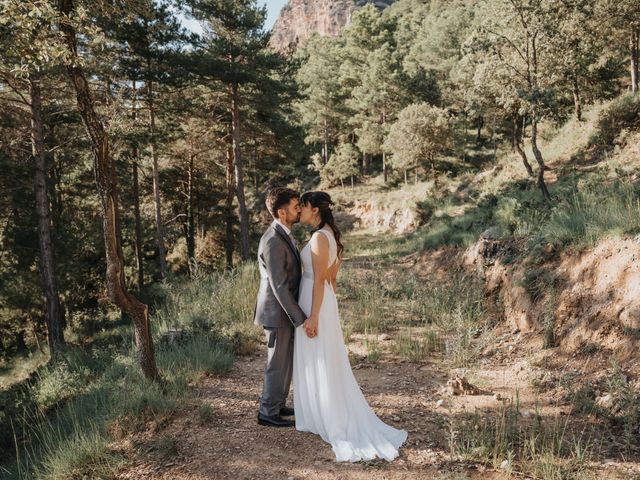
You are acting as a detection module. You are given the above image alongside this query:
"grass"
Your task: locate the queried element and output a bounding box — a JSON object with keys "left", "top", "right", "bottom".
{"left": 1, "top": 266, "right": 256, "bottom": 480}
{"left": 339, "top": 230, "right": 487, "bottom": 367}
{"left": 0, "top": 350, "right": 49, "bottom": 391}
{"left": 449, "top": 394, "right": 595, "bottom": 478}
{"left": 154, "top": 263, "right": 262, "bottom": 355}
{"left": 392, "top": 328, "right": 443, "bottom": 362}
{"left": 363, "top": 334, "right": 381, "bottom": 363}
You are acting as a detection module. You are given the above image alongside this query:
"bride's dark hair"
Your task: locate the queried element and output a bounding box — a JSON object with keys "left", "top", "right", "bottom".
{"left": 300, "top": 191, "right": 344, "bottom": 258}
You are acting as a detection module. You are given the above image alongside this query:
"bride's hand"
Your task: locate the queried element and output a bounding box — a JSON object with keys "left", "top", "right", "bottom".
{"left": 304, "top": 316, "right": 318, "bottom": 338}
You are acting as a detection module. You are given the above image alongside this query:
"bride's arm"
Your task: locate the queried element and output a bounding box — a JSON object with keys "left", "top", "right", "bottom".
{"left": 330, "top": 259, "right": 341, "bottom": 293}
{"left": 307, "top": 233, "right": 330, "bottom": 337}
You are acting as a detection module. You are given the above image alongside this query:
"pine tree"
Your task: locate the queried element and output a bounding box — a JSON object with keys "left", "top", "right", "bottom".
{"left": 0, "top": 0, "right": 66, "bottom": 355}
{"left": 295, "top": 34, "right": 348, "bottom": 166}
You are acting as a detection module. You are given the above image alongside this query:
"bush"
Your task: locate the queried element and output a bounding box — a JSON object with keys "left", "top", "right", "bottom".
{"left": 588, "top": 93, "right": 640, "bottom": 154}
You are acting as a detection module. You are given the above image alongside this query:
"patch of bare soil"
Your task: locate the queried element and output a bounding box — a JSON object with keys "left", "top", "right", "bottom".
{"left": 113, "top": 335, "right": 640, "bottom": 480}
{"left": 459, "top": 234, "right": 640, "bottom": 358}
{"left": 113, "top": 349, "right": 511, "bottom": 480}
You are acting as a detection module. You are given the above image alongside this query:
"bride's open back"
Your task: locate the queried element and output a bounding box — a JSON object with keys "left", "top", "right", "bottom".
{"left": 292, "top": 227, "right": 407, "bottom": 462}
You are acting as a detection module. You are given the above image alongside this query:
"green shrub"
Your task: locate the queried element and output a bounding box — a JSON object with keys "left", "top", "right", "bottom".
{"left": 588, "top": 93, "right": 640, "bottom": 154}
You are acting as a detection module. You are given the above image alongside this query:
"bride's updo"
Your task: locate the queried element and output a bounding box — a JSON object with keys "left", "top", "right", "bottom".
{"left": 301, "top": 191, "right": 344, "bottom": 259}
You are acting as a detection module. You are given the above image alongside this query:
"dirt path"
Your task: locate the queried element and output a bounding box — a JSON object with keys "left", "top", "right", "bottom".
{"left": 114, "top": 348, "right": 511, "bottom": 480}
{"left": 112, "top": 230, "right": 640, "bottom": 480}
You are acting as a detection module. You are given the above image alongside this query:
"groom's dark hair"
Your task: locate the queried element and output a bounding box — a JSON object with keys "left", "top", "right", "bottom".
{"left": 266, "top": 187, "right": 299, "bottom": 219}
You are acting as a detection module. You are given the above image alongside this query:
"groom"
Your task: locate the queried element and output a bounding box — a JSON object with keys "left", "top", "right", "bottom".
{"left": 254, "top": 187, "right": 307, "bottom": 427}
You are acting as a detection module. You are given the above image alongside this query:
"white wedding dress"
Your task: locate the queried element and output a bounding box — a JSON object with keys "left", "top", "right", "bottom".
{"left": 292, "top": 228, "right": 408, "bottom": 462}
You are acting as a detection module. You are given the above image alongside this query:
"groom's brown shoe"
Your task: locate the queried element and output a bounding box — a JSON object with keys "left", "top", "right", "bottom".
{"left": 257, "top": 412, "right": 295, "bottom": 427}
{"left": 279, "top": 406, "right": 295, "bottom": 416}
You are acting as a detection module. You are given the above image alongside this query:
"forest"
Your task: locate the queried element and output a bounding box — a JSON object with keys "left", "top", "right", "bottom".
{"left": 1, "top": 0, "right": 640, "bottom": 478}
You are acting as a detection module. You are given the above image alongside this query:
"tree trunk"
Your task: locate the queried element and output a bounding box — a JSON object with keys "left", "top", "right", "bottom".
{"left": 430, "top": 155, "right": 438, "bottom": 188}
{"left": 225, "top": 143, "right": 235, "bottom": 271}
{"left": 49, "top": 126, "right": 62, "bottom": 222}
{"left": 323, "top": 118, "right": 329, "bottom": 165}
{"left": 528, "top": 33, "right": 551, "bottom": 202}
{"left": 131, "top": 81, "right": 144, "bottom": 290}
{"left": 362, "top": 153, "right": 369, "bottom": 175}
{"left": 58, "top": 0, "right": 159, "bottom": 381}
{"left": 230, "top": 82, "right": 250, "bottom": 262}
{"left": 461, "top": 109, "right": 468, "bottom": 163}
{"left": 382, "top": 111, "right": 388, "bottom": 183}
{"left": 513, "top": 116, "right": 534, "bottom": 177}
{"left": 29, "top": 76, "right": 65, "bottom": 356}
{"left": 350, "top": 175, "right": 354, "bottom": 190}
{"left": 16, "top": 331, "right": 26, "bottom": 354}
{"left": 382, "top": 152, "right": 387, "bottom": 183}
{"left": 530, "top": 113, "right": 551, "bottom": 201}
{"left": 186, "top": 153, "right": 196, "bottom": 275}
{"left": 631, "top": 28, "right": 639, "bottom": 94}
{"left": 491, "top": 112, "right": 498, "bottom": 160}
{"left": 30, "top": 316, "right": 44, "bottom": 354}
{"left": 476, "top": 116, "right": 483, "bottom": 143}
{"left": 572, "top": 75, "right": 582, "bottom": 121}
{"left": 147, "top": 72, "right": 168, "bottom": 281}
{"left": 404, "top": 169, "right": 408, "bottom": 185}
{"left": 132, "top": 156, "right": 144, "bottom": 290}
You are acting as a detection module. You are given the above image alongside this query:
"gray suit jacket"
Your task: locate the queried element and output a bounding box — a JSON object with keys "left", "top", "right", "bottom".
{"left": 253, "top": 222, "right": 306, "bottom": 328}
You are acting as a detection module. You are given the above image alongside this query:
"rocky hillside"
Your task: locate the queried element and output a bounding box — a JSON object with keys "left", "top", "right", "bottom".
{"left": 268, "top": 0, "right": 395, "bottom": 52}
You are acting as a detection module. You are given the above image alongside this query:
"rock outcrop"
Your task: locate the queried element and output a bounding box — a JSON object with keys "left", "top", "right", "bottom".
{"left": 268, "top": 0, "right": 395, "bottom": 52}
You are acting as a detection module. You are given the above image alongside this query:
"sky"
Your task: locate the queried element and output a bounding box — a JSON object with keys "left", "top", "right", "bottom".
{"left": 178, "top": 0, "right": 289, "bottom": 34}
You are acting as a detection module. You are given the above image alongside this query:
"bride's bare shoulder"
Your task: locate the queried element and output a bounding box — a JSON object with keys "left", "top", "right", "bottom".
{"left": 310, "top": 230, "right": 330, "bottom": 247}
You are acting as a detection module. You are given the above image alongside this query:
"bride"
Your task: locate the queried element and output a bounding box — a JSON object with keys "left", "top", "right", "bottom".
{"left": 292, "top": 191, "right": 408, "bottom": 462}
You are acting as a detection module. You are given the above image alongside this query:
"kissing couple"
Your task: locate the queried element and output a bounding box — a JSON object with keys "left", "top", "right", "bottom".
{"left": 253, "top": 187, "right": 408, "bottom": 462}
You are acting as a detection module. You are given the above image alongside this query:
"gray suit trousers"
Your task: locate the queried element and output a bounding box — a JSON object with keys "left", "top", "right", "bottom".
{"left": 259, "top": 325, "right": 294, "bottom": 416}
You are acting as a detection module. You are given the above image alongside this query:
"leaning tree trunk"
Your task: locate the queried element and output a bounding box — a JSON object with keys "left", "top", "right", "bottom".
{"left": 225, "top": 143, "right": 235, "bottom": 271}
{"left": 529, "top": 33, "right": 551, "bottom": 202}
{"left": 530, "top": 112, "right": 552, "bottom": 201}
{"left": 29, "top": 76, "right": 65, "bottom": 356}
{"left": 58, "top": 0, "right": 158, "bottom": 381}
{"left": 230, "top": 83, "right": 250, "bottom": 262}
{"left": 147, "top": 71, "right": 167, "bottom": 280}
{"left": 513, "top": 116, "right": 534, "bottom": 177}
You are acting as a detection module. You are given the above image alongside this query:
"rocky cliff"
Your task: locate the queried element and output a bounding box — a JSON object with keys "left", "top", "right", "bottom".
{"left": 268, "top": 0, "right": 395, "bottom": 52}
